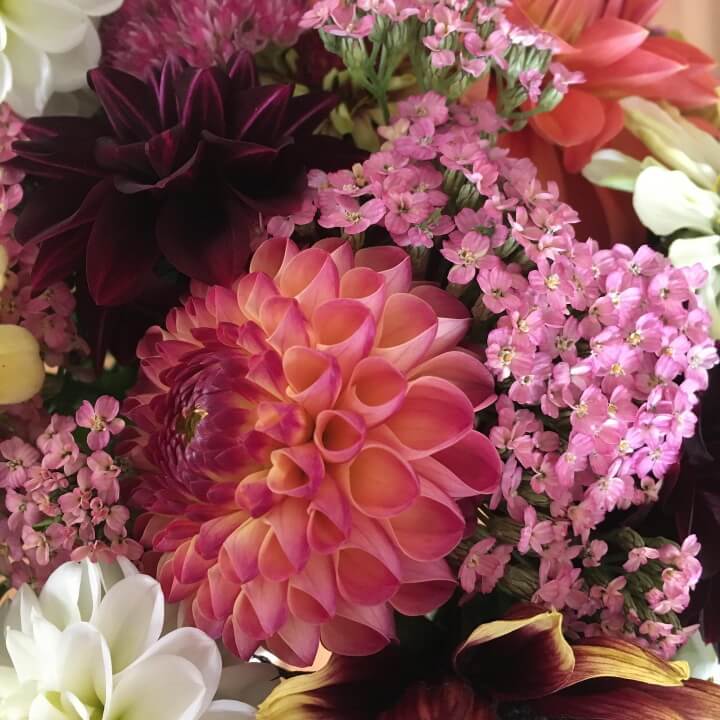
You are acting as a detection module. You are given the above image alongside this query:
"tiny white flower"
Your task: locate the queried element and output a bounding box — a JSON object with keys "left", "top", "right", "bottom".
{"left": 633, "top": 166, "right": 720, "bottom": 237}
{"left": 0, "top": 559, "right": 274, "bottom": 719}
{"left": 0, "top": 0, "right": 123, "bottom": 118}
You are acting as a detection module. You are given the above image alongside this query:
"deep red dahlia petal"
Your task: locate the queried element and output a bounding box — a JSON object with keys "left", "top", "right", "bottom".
{"left": 156, "top": 193, "right": 252, "bottom": 286}
{"left": 231, "top": 84, "right": 293, "bottom": 143}
{"left": 94, "top": 137, "right": 155, "bottom": 177}
{"left": 281, "top": 92, "right": 339, "bottom": 138}
{"left": 227, "top": 51, "right": 259, "bottom": 91}
{"left": 180, "top": 66, "right": 229, "bottom": 138}
{"left": 149, "top": 55, "right": 187, "bottom": 128}
{"left": 86, "top": 192, "right": 160, "bottom": 306}
{"left": 30, "top": 225, "right": 89, "bottom": 291}
{"left": 88, "top": 65, "right": 161, "bottom": 142}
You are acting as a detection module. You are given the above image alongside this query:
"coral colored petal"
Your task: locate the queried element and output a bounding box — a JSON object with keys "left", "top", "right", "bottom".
{"left": 243, "top": 576, "right": 289, "bottom": 637}
{"left": 259, "top": 296, "right": 311, "bottom": 353}
{"left": 222, "top": 520, "right": 268, "bottom": 583}
{"left": 314, "top": 237, "right": 355, "bottom": 277}
{"left": 289, "top": 554, "right": 337, "bottom": 623}
{"left": 339, "top": 356, "right": 408, "bottom": 428}
{"left": 532, "top": 89, "right": 606, "bottom": 148}
{"left": 196, "top": 512, "right": 246, "bottom": 559}
{"left": 307, "top": 475, "right": 352, "bottom": 554}
{"left": 258, "top": 530, "right": 296, "bottom": 582}
{"left": 343, "top": 444, "right": 419, "bottom": 518}
{"left": 269, "top": 617, "right": 322, "bottom": 669}
{"left": 207, "top": 564, "right": 240, "bottom": 621}
{"left": 313, "top": 299, "right": 376, "bottom": 380}
{"left": 278, "top": 247, "right": 340, "bottom": 317}
{"left": 390, "top": 556, "right": 456, "bottom": 616}
{"left": 563, "top": 99, "right": 624, "bottom": 172}
{"left": 374, "top": 293, "right": 438, "bottom": 373}
{"left": 409, "top": 350, "right": 496, "bottom": 411}
{"left": 431, "top": 431, "right": 503, "bottom": 497}
{"left": 335, "top": 548, "right": 400, "bottom": 605}
{"left": 570, "top": 18, "right": 648, "bottom": 69}
{"left": 340, "top": 267, "right": 387, "bottom": 321}
{"left": 410, "top": 285, "right": 471, "bottom": 358}
{"left": 234, "top": 272, "right": 279, "bottom": 324}
{"left": 320, "top": 601, "right": 395, "bottom": 656}
{"left": 249, "top": 236, "right": 299, "bottom": 278}
{"left": 379, "top": 377, "right": 474, "bottom": 459}
{"left": 386, "top": 481, "right": 465, "bottom": 562}
{"left": 314, "top": 410, "right": 366, "bottom": 464}
{"left": 264, "top": 496, "right": 311, "bottom": 572}
{"left": 354, "top": 245, "right": 412, "bottom": 295}
{"left": 268, "top": 444, "right": 324, "bottom": 498}
{"left": 283, "top": 347, "right": 342, "bottom": 416}
{"left": 223, "top": 616, "right": 260, "bottom": 661}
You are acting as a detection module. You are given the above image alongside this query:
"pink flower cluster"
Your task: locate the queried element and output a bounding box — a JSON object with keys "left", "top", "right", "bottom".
{"left": 0, "top": 104, "right": 24, "bottom": 231}
{"left": 1, "top": 232, "right": 88, "bottom": 369}
{"left": 301, "top": 0, "right": 563, "bottom": 76}
{"left": 0, "top": 397, "right": 140, "bottom": 590}
{"left": 101, "top": 0, "right": 307, "bottom": 77}
{"left": 464, "top": 236, "right": 717, "bottom": 656}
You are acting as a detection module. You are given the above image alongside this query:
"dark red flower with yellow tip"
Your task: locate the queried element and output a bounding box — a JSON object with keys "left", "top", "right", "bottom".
{"left": 256, "top": 606, "right": 720, "bottom": 720}
{"left": 11, "top": 53, "right": 351, "bottom": 308}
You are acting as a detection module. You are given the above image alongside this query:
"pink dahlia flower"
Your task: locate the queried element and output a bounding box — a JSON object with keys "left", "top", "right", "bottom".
{"left": 125, "top": 238, "right": 501, "bottom": 666}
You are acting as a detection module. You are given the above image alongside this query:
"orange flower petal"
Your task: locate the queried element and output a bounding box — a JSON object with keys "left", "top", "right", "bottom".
{"left": 532, "top": 89, "right": 606, "bottom": 147}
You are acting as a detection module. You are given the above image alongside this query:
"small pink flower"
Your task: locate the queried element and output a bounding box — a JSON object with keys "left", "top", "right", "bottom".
{"left": 0, "top": 438, "right": 39, "bottom": 488}
{"left": 317, "top": 194, "right": 386, "bottom": 234}
{"left": 75, "top": 396, "right": 125, "bottom": 451}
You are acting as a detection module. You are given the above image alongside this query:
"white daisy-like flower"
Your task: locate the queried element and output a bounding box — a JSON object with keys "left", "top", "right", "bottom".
{"left": 0, "top": 558, "right": 276, "bottom": 719}
{"left": 0, "top": 0, "right": 123, "bottom": 118}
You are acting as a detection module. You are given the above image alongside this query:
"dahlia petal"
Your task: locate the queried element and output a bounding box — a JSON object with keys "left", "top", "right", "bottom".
{"left": 245, "top": 350, "right": 286, "bottom": 401}
{"left": 269, "top": 617, "right": 321, "bottom": 669}
{"left": 235, "top": 273, "right": 279, "bottom": 324}
{"left": 181, "top": 67, "right": 229, "bottom": 138}
{"left": 313, "top": 299, "right": 376, "bottom": 379}
{"left": 235, "top": 471, "right": 273, "bottom": 517}
{"left": 410, "top": 285, "right": 471, "bottom": 359}
{"left": 256, "top": 402, "right": 312, "bottom": 446}
{"left": 283, "top": 347, "right": 342, "bottom": 417}
{"left": 150, "top": 55, "right": 185, "bottom": 127}
{"left": 258, "top": 530, "right": 297, "bottom": 582}
{"left": 243, "top": 576, "right": 289, "bottom": 637}
{"left": 30, "top": 226, "right": 89, "bottom": 292}
{"left": 260, "top": 296, "right": 312, "bottom": 353}
{"left": 156, "top": 194, "right": 253, "bottom": 286}
{"left": 282, "top": 92, "right": 339, "bottom": 138}
{"left": 194, "top": 581, "right": 227, "bottom": 638}
{"left": 264, "top": 496, "right": 312, "bottom": 571}
{"left": 88, "top": 65, "right": 160, "bottom": 141}
{"left": 288, "top": 554, "right": 337, "bottom": 624}
{"left": 583, "top": 48, "right": 686, "bottom": 93}
{"left": 86, "top": 192, "right": 160, "bottom": 306}
{"left": 374, "top": 293, "right": 438, "bottom": 373}
{"left": 314, "top": 410, "right": 367, "bottom": 464}
{"left": 532, "top": 89, "right": 606, "bottom": 148}
{"left": 409, "top": 350, "right": 496, "bottom": 411}
{"left": 314, "top": 237, "right": 355, "bottom": 277}
{"left": 232, "top": 590, "right": 268, "bottom": 641}
{"left": 206, "top": 565, "right": 240, "bottom": 622}
{"left": 173, "top": 537, "right": 215, "bottom": 585}
{"left": 563, "top": 98, "right": 624, "bottom": 172}
{"left": 196, "top": 512, "right": 246, "bottom": 560}
{"left": 378, "top": 377, "right": 474, "bottom": 459}
{"left": 342, "top": 444, "right": 419, "bottom": 518}
{"left": 429, "top": 431, "right": 503, "bottom": 497}
{"left": 94, "top": 137, "right": 153, "bottom": 176}
{"left": 222, "top": 520, "right": 268, "bottom": 583}
{"left": 570, "top": 18, "right": 649, "bottom": 69}
{"left": 340, "top": 267, "right": 387, "bottom": 321}
{"left": 278, "top": 248, "right": 340, "bottom": 318}
{"left": 153, "top": 518, "right": 202, "bottom": 553}
{"left": 307, "top": 474, "right": 352, "bottom": 554}
{"left": 223, "top": 616, "right": 260, "bottom": 661}
{"left": 249, "top": 237, "right": 299, "bottom": 278}
{"left": 232, "top": 84, "right": 293, "bottom": 144}
{"left": 320, "top": 601, "right": 395, "bottom": 657}
{"left": 390, "top": 556, "right": 456, "bottom": 616}
{"left": 227, "top": 51, "right": 257, "bottom": 90}
{"left": 338, "top": 356, "right": 408, "bottom": 428}
{"left": 386, "top": 481, "right": 465, "bottom": 562}
{"left": 354, "top": 245, "right": 412, "bottom": 295}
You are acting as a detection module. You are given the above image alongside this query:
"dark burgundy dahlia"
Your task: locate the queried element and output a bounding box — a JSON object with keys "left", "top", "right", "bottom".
{"left": 12, "top": 53, "right": 348, "bottom": 307}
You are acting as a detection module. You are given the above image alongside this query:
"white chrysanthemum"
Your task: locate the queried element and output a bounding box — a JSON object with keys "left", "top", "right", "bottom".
{"left": 0, "top": 0, "right": 123, "bottom": 117}
{"left": 0, "top": 559, "right": 275, "bottom": 720}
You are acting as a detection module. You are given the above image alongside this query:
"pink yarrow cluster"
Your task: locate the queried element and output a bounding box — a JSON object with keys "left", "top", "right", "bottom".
{"left": 0, "top": 104, "right": 24, "bottom": 230}
{"left": 101, "top": 0, "right": 307, "bottom": 77}
{"left": 301, "top": 0, "right": 563, "bottom": 76}
{"left": 463, "top": 236, "right": 717, "bottom": 657}
{"left": 0, "top": 397, "right": 140, "bottom": 589}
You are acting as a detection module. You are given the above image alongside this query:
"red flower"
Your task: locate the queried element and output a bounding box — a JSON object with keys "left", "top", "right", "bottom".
{"left": 11, "top": 53, "right": 351, "bottom": 308}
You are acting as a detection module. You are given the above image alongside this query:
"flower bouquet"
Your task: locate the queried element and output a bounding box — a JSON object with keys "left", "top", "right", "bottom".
{"left": 1, "top": 1, "right": 720, "bottom": 718}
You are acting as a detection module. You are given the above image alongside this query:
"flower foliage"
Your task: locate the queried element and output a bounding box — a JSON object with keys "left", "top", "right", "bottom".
{"left": 124, "top": 237, "right": 501, "bottom": 666}
{"left": 10, "top": 52, "right": 346, "bottom": 309}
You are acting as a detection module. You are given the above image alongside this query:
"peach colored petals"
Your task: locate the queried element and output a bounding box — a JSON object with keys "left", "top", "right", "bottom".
{"left": 124, "top": 238, "right": 501, "bottom": 667}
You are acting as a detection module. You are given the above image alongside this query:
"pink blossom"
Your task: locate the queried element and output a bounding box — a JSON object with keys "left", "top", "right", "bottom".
{"left": 75, "top": 396, "right": 125, "bottom": 451}
{"left": 0, "top": 438, "right": 39, "bottom": 488}
{"left": 318, "top": 194, "right": 386, "bottom": 234}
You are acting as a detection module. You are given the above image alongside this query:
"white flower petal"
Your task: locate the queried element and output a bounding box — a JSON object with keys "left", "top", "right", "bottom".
{"left": 90, "top": 574, "right": 164, "bottom": 673}
{"left": 0, "top": 19, "right": 7, "bottom": 52}
{"left": 668, "top": 235, "right": 720, "bottom": 272}
{"left": 2, "top": 0, "right": 89, "bottom": 55}
{"left": 120, "top": 627, "right": 222, "bottom": 713}
{"left": 0, "top": 52, "right": 12, "bottom": 105}
{"left": 47, "top": 21, "right": 99, "bottom": 93}
{"left": 106, "top": 654, "right": 207, "bottom": 720}
{"left": 3, "top": 30, "right": 52, "bottom": 117}
{"left": 55, "top": 623, "right": 111, "bottom": 708}
{"left": 63, "top": 0, "right": 124, "bottom": 16}
{"left": 28, "top": 693, "right": 69, "bottom": 720}
{"left": 633, "top": 166, "right": 720, "bottom": 236}
{"left": 581, "top": 149, "right": 644, "bottom": 192}
{"left": 39, "top": 562, "right": 84, "bottom": 630}
{"left": 0, "top": 665, "right": 21, "bottom": 697}
{"left": 202, "top": 699, "right": 257, "bottom": 719}
{"left": 5, "top": 630, "right": 40, "bottom": 685}
{"left": 675, "top": 630, "right": 720, "bottom": 682}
